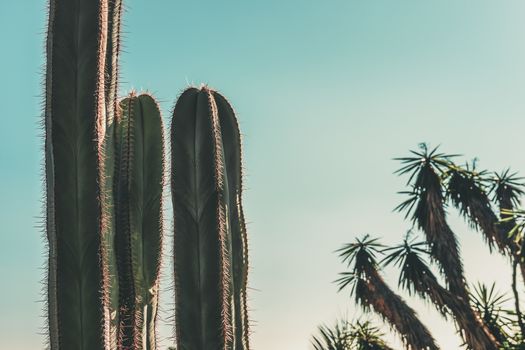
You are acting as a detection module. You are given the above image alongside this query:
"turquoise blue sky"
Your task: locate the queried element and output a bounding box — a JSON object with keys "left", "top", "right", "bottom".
{"left": 2, "top": 0, "right": 525, "bottom": 348}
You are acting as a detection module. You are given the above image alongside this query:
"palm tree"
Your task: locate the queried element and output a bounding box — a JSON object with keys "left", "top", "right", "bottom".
{"left": 439, "top": 160, "right": 525, "bottom": 337}
{"left": 319, "top": 145, "right": 525, "bottom": 349}
{"left": 336, "top": 235, "right": 439, "bottom": 350}
{"left": 394, "top": 146, "right": 466, "bottom": 296}
{"left": 394, "top": 145, "right": 499, "bottom": 349}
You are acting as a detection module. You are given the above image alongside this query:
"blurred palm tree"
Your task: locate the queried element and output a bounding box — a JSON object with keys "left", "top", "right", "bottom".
{"left": 349, "top": 320, "right": 395, "bottom": 350}
{"left": 311, "top": 319, "right": 394, "bottom": 350}
{"left": 311, "top": 319, "right": 353, "bottom": 350}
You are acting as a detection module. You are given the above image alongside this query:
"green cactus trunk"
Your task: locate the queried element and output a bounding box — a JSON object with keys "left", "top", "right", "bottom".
{"left": 171, "top": 87, "right": 250, "bottom": 350}
{"left": 44, "top": 0, "right": 111, "bottom": 348}
{"left": 115, "top": 93, "right": 164, "bottom": 350}
{"left": 102, "top": 1, "right": 123, "bottom": 348}
{"left": 213, "top": 92, "right": 250, "bottom": 350}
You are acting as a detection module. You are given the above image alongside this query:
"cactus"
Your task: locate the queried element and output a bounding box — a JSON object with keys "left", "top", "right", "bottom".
{"left": 171, "top": 87, "right": 250, "bottom": 350}
{"left": 214, "top": 93, "right": 250, "bottom": 350}
{"left": 115, "top": 93, "right": 164, "bottom": 350}
{"left": 102, "top": 1, "right": 124, "bottom": 347}
{"left": 44, "top": 0, "right": 115, "bottom": 348}
{"left": 44, "top": 1, "right": 251, "bottom": 349}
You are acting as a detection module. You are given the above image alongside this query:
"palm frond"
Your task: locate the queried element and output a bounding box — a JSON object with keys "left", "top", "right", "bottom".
{"left": 335, "top": 272, "right": 358, "bottom": 294}
{"left": 489, "top": 170, "right": 525, "bottom": 254}
{"left": 394, "top": 143, "right": 459, "bottom": 187}
{"left": 350, "top": 320, "right": 394, "bottom": 350}
{"left": 311, "top": 319, "right": 395, "bottom": 350}
{"left": 446, "top": 165, "right": 508, "bottom": 253}
{"left": 489, "top": 170, "right": 525, "bottom": 210}
{"left": 311, "top": 319, "right": 353, "bottom": 350}
{"left": 382, "top": 236, "right": 451, "bottom": 317}
{"left": 354, "top": 271, "right": 439, "bottom": 350}
{"left": 337, "top": 234, "right": 383, "bottom": 274}
{"left": 336, "top": 235, "right": 439, "bottom": 350}
{"left": 471, "top": 282, "right": 513, "bottom": 344}
{"left": 502, "top": 209, "right": 525, "bottom": 252}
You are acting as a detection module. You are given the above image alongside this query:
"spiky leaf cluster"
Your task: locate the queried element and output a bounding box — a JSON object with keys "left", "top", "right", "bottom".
{"left": 336, "top": 235, "right": 439, "bottom": 350}
{"left": 311, "top": 319, "right": 394, "bottom": 350}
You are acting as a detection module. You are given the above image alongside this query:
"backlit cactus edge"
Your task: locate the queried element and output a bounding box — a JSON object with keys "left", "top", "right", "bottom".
{"left": 43, "top": 1, "right": 250, "bottom": 349}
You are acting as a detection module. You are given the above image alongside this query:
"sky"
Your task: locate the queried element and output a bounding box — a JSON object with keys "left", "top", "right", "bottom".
{"left": 2, "top": 0, "right": 525, "bottom": 349}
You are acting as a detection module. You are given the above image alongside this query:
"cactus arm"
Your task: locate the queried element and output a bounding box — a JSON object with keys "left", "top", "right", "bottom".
{"left": 171, "top": 88, "right": 202, "bottom": 349}
{"left": 115, "top": 94, "right": 163, "bottom": 349}
{"left": 130, "top": 94, "right": 164, "bottom": 350}
{"left": 213, "top": 92, "right": 250, "bottom": 350}
{"left": 44, "top": 0, "right": 109, "bottom": 349}
{"left": 115, "top": 95, "right": 136, "bottom": 349}
{"left": 171, "top": 88, "right": 235, "bottom": 350}
{"left": 101, "top": 4, "right": 123, "bottom": 345}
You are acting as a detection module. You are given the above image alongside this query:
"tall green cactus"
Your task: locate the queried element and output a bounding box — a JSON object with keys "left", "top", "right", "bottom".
{"left": 214, "top": 93, "right": 250, "bottom": 350}
{"left": 44, "top": 2, "right": 251, "bottom": 350}
{"left": 102, "top": 1, "right": 124, "bottom": 347}
{"left": 115, "top": 93, "right": 164, "bottom": 350}
{"left": 171, "top": 87, "right": 250, "bottom": 350}
{"left": 44, "top": 0, "right": 116, "bottom": 348}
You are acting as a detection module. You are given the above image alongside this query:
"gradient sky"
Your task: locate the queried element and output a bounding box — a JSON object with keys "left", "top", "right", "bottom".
{"left": 2, "top": 0, "right": 525, "bottom": 349}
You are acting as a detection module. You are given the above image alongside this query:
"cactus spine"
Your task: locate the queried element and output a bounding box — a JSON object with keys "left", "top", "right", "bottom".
{"left": 171, "top": 87, "right": 250, "bottom": 350}
{"left": 44, "top": 0, "right": 115, "bottom": 348}
{"left": 115, "top": 93, "right": 164, "bottom": 350}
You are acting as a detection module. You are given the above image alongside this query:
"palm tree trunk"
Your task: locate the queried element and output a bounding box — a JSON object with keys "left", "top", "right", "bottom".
{"left": 512, "top": 257, "right": 525, "bottom": 335}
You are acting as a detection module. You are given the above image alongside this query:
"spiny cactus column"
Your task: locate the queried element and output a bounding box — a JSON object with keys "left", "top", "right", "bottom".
{"left": 105, "top": 0, "right": 123, "bottom": 127}
{"left": 115, "top": 93, "right": 164, "bottom": 350}
{"left": 102, "top": 1, "right": 124, "bottom": 348}
{"left": 44, "top": 0, "right": 114, "bottom": 348}
{"left": 171, "top": 87, "right": 250, "bottom": 350}
{"left": 214, "top": 92, "right": 250, "bottom": 350}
